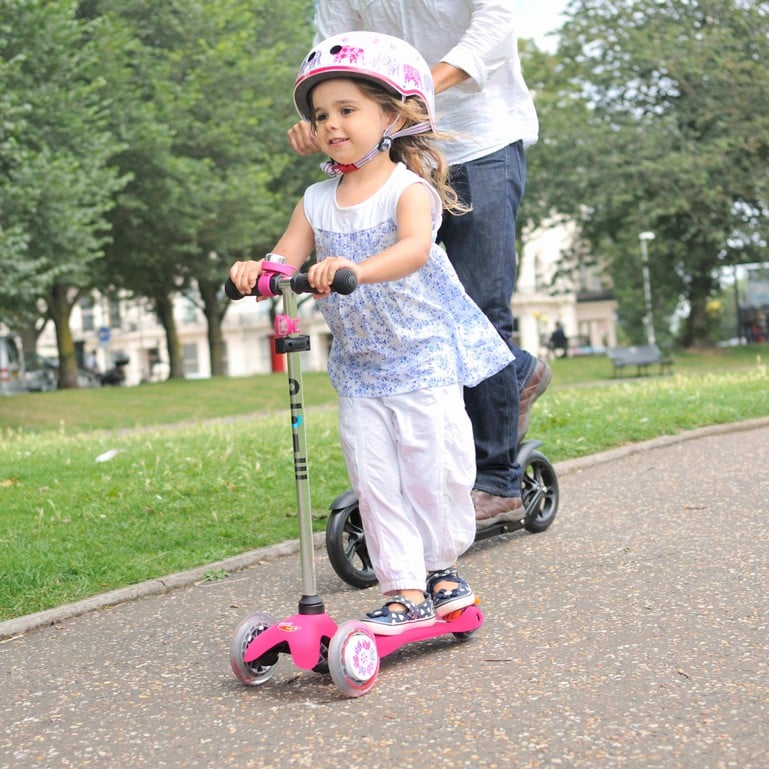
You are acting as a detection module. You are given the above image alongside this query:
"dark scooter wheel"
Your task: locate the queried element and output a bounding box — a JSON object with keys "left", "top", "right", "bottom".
{"left": 326, "top": 499, "right": 378, "bottom": 589}
{"left": 521, "top": 450, "right": 559, "bottom": 533}
{"left": 229, "top": 611, "right": 279, "bottom": 686}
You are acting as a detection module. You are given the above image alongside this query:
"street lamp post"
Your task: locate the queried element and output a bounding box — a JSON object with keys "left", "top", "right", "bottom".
{"left": 639, "top": 231, "right": 656, "bottom": 346}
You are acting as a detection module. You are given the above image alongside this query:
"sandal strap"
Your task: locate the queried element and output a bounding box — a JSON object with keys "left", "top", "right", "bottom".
{"left": 382, "top": 594, "right": 418, "bottom": 613}
{"left": 426, "top": 568, "right": 459, "bottom": 593}
{"left": 427, "top": 569, "right": 471, "bottom": 599}
{"left": 366, "top": 593, "right": 430, "bottom": 620}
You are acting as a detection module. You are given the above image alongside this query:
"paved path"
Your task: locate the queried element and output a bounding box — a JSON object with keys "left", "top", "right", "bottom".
{"left": 2, "top": 419, "right": 768, "bottom": 768}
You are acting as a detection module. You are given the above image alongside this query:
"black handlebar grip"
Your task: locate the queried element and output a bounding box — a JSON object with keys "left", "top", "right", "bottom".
{"left": 291, "top": 268, "right": 357, "bottom": 295}
{"left": 224, "top": 277, "right": 245, "bottom": 300}
{"left": 332, "top": 268, "right": 359, "bottom": 295}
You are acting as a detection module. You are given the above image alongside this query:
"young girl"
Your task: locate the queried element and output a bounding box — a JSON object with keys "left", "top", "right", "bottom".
{"left": 229, "top": 31, "right": 514, "bottom": 635}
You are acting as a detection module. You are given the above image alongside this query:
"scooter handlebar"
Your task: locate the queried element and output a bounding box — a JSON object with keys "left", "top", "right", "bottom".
{"left": 224, "top": 268, "right": 357, "bottom": 300}
{"left": 291, "top": 270, "right": 358, "bottom": 296}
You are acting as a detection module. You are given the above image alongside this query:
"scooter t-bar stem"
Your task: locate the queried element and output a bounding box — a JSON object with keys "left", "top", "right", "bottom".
{"left": 277, "top": 285, "right": 320, "bottom": 612}
{"left": 224, "top": 261, "right": 357, "bottom": 614}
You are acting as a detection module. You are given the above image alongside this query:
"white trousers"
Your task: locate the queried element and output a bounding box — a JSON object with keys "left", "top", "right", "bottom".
{"left": 338, "top": 385, "right": 476, "bottom": 594}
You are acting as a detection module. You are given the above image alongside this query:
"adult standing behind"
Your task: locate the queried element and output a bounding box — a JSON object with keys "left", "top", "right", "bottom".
{"left": 288, "top": 1, "right": 551, "bottom": 528}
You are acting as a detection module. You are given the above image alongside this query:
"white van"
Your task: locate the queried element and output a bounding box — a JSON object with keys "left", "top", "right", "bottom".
{"left": 0, "top": 335, "right": 26, "bottom": 395}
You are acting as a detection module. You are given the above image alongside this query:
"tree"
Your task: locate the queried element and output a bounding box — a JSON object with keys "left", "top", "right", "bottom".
{"left": 0, "top": 1, "right": 127, "bottom": 384}
{"left": 165, "top": 0, "right": 317, "bottom": 377}
{"left": 526, "top": 0, "right": 769, "bottom": 346}
{"left": 89, "top": 0, "right": 316, "bottom": 378}
{"left": 0, "top": 95, "right": 37, "bottom": 317}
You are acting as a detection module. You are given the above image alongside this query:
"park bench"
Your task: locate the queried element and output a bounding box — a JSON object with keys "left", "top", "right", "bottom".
{"left": 606, "top": 344, "right": 674, "bottom": 377}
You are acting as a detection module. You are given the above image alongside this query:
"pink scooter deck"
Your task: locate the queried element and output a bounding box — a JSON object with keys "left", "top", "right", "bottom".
{"left": 243, "top": 604, "right": 483, "bottom": 671}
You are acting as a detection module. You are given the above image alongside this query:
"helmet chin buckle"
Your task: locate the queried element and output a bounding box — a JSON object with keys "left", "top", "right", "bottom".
{"left": 322, "top": 124, "right": 401, "bottom": 177}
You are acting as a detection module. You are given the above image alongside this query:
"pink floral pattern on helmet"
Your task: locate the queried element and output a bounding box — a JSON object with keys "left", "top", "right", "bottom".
{"left": 293, "top": 31, "right": 436, "bottom": 128}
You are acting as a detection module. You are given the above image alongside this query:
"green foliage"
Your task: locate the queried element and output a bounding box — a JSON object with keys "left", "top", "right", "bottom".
{"left": 0, "top": 0, "right": 127, "bottom": 332}
{"left": 6, "top": 0, "right": 765, "bottom": 384}
{"left": 2, "top": 0, "right": 317, "bottom": 380}
{"left": 521, "top": 0, "right": 769, "bottom": 347}
{"left": 87, "top": 0, "right": 317, "bottom": 376}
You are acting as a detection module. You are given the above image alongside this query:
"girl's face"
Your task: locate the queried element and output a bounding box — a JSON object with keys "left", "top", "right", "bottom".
{"left": 310, "top": 79, "right": 394, "bottom": 165}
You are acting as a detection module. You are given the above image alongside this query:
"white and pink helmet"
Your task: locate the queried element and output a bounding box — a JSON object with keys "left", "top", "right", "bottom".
{"left": 293, "top": 31, "right": 436, "bottom": 131}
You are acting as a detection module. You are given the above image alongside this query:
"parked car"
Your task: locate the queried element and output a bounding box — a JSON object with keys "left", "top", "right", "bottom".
{"left": 23, "top": 353, "right": 102, "bottom": 391}
{"left": 1, "top": 336, "right": 26, "bottom": 395}
{"left": 23, "top": 354, "right": 58, "bottom": 392}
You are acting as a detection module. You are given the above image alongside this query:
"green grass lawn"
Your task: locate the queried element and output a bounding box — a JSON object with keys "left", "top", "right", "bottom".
{"left": 1, "top": 344, "right": 767, "bottom": 621}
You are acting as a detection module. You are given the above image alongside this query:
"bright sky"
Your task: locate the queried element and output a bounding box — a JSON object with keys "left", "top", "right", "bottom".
{"left": 515, "top": 0, "right": 570, "bottom": 52}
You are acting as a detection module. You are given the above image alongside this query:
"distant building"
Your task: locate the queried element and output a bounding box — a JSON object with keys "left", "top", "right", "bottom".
{"left": 516, "top": 220, "right": 617, "bottom": 357}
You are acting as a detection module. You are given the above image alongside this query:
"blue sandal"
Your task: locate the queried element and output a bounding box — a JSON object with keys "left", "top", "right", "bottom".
{"left": 426, "top": 568, "right": 475, "bottom": 617}
{"left": 360, "top": 592, "right": 436, "bottom": 635}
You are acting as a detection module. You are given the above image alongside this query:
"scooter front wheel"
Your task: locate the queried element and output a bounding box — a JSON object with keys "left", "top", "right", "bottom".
{"left": 230, "top": 612, "right": 279, "bottom": 686}
{"left": 328, "top": 620, "right": 380, "bottom": 697}
{"left": 522, "top": 450, "right": 559, "bottom": 533}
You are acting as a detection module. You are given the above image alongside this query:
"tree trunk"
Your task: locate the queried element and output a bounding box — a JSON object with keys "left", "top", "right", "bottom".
{"left": 683, "top": 296, "right": 711, "bottom": 349}
{"left": 154, "top": 292, "right": 185, "bottom": 379}
{"left": 17, "top": 320, "right": 45, "bottom": 365}
{"left": 48, "top": 283, "right": 79, "bottom": 389}
{"left": 681, "top": 262, "right": 717, "bottom": 348}
{"left": 198, "top": 278, "right": 226, "bottom": 377}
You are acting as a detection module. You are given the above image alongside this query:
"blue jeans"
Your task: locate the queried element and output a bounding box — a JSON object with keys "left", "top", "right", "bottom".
{"left": 438, "top": 141, "right": 537, "bottom": 497}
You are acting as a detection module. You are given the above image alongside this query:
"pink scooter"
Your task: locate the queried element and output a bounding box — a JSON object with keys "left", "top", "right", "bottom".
{"left": 225, "top": 260, "right": 483, "bottom": 697}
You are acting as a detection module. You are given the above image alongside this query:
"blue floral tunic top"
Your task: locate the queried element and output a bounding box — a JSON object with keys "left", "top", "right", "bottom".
{"left": 303, "top": 162, "right": 514, "bottom": 397}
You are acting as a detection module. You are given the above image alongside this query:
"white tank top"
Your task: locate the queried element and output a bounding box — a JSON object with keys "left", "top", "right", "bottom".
{"left": 303, "top": 163, "right": 513, "bottom": 397}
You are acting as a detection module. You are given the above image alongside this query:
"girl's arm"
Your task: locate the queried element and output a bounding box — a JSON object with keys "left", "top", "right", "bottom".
{"left": 308, "top": 182, "right": 433, "bottom": 293}
{"left": 228, "top": 199, "right": 314, "bottom": 296}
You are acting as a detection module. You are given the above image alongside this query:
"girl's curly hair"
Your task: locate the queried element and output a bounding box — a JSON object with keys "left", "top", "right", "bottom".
{"left": 310, "top": 78, "right": 469, "bottom": 215}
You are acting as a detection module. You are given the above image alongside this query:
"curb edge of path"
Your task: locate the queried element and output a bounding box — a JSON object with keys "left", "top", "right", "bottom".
{"left": 3, "top": 415, "right": 769, "bottom": 642}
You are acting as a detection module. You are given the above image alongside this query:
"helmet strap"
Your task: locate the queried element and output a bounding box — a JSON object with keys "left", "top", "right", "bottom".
{"left": 321, "top": 118, "right": 431, "bottom": 177}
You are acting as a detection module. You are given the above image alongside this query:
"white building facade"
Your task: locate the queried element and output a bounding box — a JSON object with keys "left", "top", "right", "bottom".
{"left": 34, "top": 289, "right": 334, "bottom": 386}
{"left": 516, "top": 221, "right": 617, "bottom": 357}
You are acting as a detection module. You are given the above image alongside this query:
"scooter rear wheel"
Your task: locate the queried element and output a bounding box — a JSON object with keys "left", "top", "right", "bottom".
{"left": 328, "top": 620, "right": 380, "bottom": 697}
{"left": 230, "top": 611, "right": 279, "bottom": 686}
